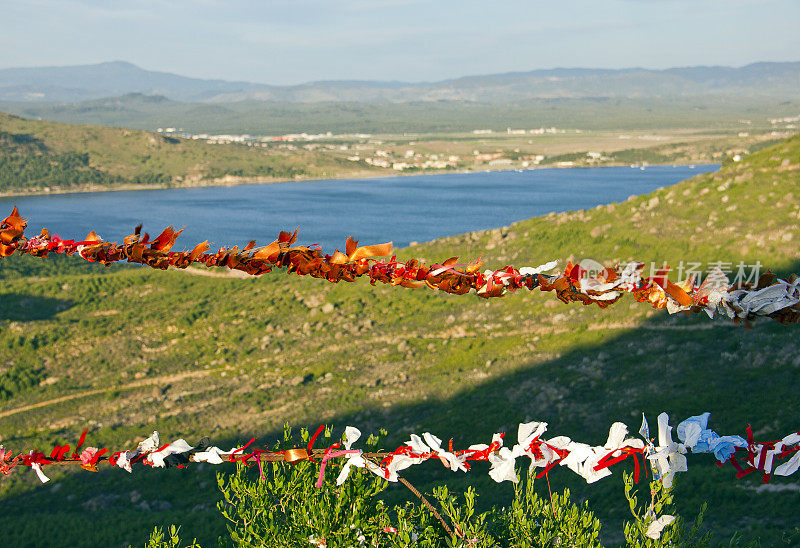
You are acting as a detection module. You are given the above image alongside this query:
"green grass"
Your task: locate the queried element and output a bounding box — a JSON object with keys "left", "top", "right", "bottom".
{"left": 0, "top": 136, "right": 798, "bottom": 546}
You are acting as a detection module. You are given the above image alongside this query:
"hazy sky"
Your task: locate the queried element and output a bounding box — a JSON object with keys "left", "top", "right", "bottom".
{"left": 1, "top": 0, "right": 798, "bottom": 84}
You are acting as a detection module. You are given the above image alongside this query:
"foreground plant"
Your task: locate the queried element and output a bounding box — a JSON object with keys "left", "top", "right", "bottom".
{"left": 622, "top": 471, "right": 710, "bottom": 547}
{"left": 217, "top": 425, "right": 391, "bottom": 547}
{"left": 142, "top": 426, "right": 730, "bottom": 548}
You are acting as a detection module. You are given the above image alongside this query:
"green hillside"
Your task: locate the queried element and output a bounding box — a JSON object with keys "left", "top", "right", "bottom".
{"left": 3, "top": 60, "right": 800, "bottom": 103}
{"left": 0, "top": 136, "right": 798, "bottom": 546}
{"left": 0, "top": 111, "right": 381, "bottom": 194}
{"left": 3, "top": 94, "right": 799, "bottom": 134}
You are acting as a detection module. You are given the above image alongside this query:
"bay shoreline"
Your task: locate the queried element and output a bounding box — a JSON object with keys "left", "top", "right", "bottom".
{"left": 0, "top": 161, "right": 699, "bottom": 200}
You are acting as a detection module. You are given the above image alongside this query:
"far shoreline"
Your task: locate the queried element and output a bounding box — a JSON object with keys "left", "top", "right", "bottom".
{"left": 0, "top": 161, "right": 714, "bottom": 200}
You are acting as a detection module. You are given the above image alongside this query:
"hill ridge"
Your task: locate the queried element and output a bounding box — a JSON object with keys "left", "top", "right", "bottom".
{"left": 0, "top": 110, "right": 380, "bottom": 194}
{"left": 2, "top": 60, "right": 800, "bottom": 103}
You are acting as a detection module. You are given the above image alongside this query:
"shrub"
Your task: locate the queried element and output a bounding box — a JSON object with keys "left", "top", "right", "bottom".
{"left": 0, "top": 363, "right": 43, "bottom": 400}
{"left": 142, "top": 426, "right": 723, "bottom": 547}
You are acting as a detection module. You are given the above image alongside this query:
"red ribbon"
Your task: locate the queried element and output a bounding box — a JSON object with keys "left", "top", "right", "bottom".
{"left": 593, "top": 446, "right": 644, "bottom": 483}
{"left": 71, "top": 429, "right": 88, "bottom": 459}
{"left": 228, "top": 437, "right": 259, "bottom": 465}
{"left": 50, "top": 444, "right": 71, "bottom": 461}
{"left": 534, "top": 443, "right": 570, "bottom": 479}
{"left": 307, "top": 425, "right": 326, "bottom": 463}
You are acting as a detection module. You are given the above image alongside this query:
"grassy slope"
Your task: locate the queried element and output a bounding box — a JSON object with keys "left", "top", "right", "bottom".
{"left": 0, "top": 111, "right": 382, "bottom": 193}
{"left": 0, "top": 136, "right": 798, "bottom": 546}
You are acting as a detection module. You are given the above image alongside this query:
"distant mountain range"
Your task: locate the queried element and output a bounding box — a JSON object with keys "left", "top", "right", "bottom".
{"left": 1, "top": 61, "right": 799, "bottom": 103}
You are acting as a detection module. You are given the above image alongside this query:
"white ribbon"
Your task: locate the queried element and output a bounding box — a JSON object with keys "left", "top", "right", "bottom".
{"left": 145, "top": 439, "right": 193, "bottom": 468}
{"left": 647, "top": 413, "right": 687, "bottom": 488}
{"left": 30, "top": 462, "right": 50, "bottom": 483}
{"left": 645, "top": 515, "right": 676, "bottom": 539}
{"left": 117, "top": 431, "right": 160, "bottom": 473}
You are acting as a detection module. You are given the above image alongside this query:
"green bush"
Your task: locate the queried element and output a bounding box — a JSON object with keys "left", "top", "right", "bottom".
{"left": 0, "top": 362, "right": 43, "bottom": 400}
{"left": 500, "top": 479, "right": 600, "bottom": 547}
{"left": 622, "top": 472, "right": 710, "bottom": 548}
{"left": 145, "top": 525, "right": 200, "bottom": 548}
{"left": 140, "top": 426, "right": 728, "bottom": 548}
{"left": 216, "top": 425, "right": 391, "bottom": 547}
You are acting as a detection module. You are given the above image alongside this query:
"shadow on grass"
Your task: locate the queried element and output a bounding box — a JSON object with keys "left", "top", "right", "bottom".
{"left": 1, "top": 277, "right": 800, "bottom": 547}
{"left": 0, "top": 293, "right": 71, "bottom": 322}
{"left": 0, "top": 252, "right": 122, "bottom": 281}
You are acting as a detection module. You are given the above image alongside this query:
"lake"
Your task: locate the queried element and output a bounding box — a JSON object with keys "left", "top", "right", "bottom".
{"left": 1, "top": 165, "right": 717, "bottom": 251}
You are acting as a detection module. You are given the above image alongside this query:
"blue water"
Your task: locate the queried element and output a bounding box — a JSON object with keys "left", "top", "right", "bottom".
{"left": 1, "top": 166, "right": 717, "bottom": 250}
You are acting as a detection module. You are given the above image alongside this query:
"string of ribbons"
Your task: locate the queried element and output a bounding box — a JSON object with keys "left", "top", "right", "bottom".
{"left": 1, "top": 208, "right": 798, "bottom": 325}
{"left": 2, "top": 413, "right": 798, "bottom": 489}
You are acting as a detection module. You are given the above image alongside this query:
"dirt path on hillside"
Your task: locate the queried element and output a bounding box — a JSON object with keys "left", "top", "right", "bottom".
{"left": 0, "top": 320, "right": 730, "bottom": 420}
{"left": 178, "top": 266, "right": 254, "bottom": 278}
{"left": 0, "top": 369, "right": 220, "bottom": 420}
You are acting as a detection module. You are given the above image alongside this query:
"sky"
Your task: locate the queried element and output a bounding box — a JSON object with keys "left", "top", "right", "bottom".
{"left": 1, "top": 0, "right": 799, "bottom": 85}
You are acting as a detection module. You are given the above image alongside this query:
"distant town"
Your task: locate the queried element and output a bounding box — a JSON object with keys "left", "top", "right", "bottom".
{"left": 155, "top": 125, "right": 625, "bottom": 171}
{"left": 154, "top": 118, "right": 798, "bottom": 173}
